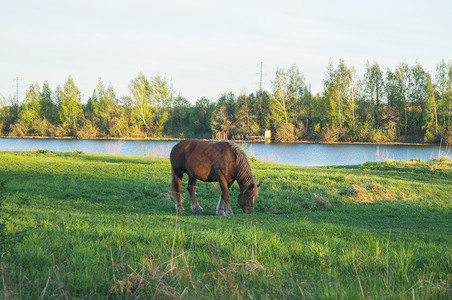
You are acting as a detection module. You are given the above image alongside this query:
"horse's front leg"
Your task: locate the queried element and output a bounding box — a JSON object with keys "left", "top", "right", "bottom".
{"left": 219, "top": 181, "right": 233, "bottom": 216}
{"left": 187, "top": 177, "right": 203, "bottom": 212}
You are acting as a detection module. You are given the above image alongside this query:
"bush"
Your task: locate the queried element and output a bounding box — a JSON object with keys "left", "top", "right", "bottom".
{"left": 110, "top": 115, "right": 131, "bottom": 137}
{"left": 322, "top": 126, "right": 348, "bottom": 142}
{"left": 294, "top": 120, "right": 306, "bottom": 140}
{"left": 76, "top": 119, "right": 100, "bottom": 139}
{"left": 354, "top": 120, "right": 373, "bottom": 142}
{"left": 9, "top": 120, "right": 28, "bottom": 137}
{"left": 54, "top": 125, "right": 69, "bottom": 137}
{"left": 31, "top": 118, "right": 56, "bottom": 137}
{"left": 443, "top": 129, "right": 452, "bottom": 145}
{"left": 275, "top": 123, "right": 297, "bottom": 142}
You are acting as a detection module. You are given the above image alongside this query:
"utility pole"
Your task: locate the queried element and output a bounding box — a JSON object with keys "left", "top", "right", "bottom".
{"left": 306, "top": 83, "right": 311, "bottom": 131}
{"left": 260, "top": 61, "right": 263, "bottom": 94}
{"left": 16, "top": 77, "right": 19, "bottom": 113}
{"left": 259, "top": 61, "right": 263, "bottom": 113}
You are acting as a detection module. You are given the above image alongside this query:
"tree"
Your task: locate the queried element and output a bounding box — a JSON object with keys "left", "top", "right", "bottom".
{"left": 129, "top": 73, "right": 152, "bottom": 132}
{"left": 235, "top": 93, "right": 254, "bottom": 137}
{"left": 211, "top": 92, "right": 236, "bottom": 139}
{"left": 40, "top": 81, "right": 58, "bottom": 123}
{"left": 386, "top": 63, "right": 429, "bottom": 138}
{"left": 149, "top": 75, "right": 173, "bottom": 134}
{"left": 190, "top": 97, "right": 214, "bottom": 138}
{"left": 171, "top": 95, "right": 191, "bottom": 136}
{"left": 269, "top": 64, "right": 307, "bottom": 141}
{"left": 435, "top": 60, "right": 452, "bottom": 138}
{"left": 20, "top": 83, "right": 41, "bottom": 128}
{"left": 362, "top": 62, "right": 385, "bottom": 126}
{"left": 323, "top": 60, "right": 355, "bottom": 131}
{"left": 129, "top": 73, "right": 173, "bottom": 136}
{"left": 423, "top": 76, "right": 439, "bottom": 141}
{"left": 346, "top": 66, "right": 358, "bottom": 130}
{"left": 270, "top": 68, "right": 291, "bottom": 127}
{"left": 410, "top": 62, "right": 429, "bottom": 136}
{"left": 58, "top": 76, "right": 83, "bottom": 132}
{"left": 387, "top": 63, "right": 412, "bottom": 136}
{"left": 253, "top": 91, "right": 271, "bottom": 131}
{"left": 91, "top": 78, "right": 117, "bottom": 135}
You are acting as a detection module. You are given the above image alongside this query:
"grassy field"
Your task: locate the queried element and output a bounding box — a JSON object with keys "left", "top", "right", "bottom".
{"left": 0, "top": 150, "right": 451, "bottom": 299}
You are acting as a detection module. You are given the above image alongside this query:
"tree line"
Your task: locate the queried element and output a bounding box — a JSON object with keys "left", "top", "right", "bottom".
{"left": 1, "top": 60, "right": 452, "bottom": 144}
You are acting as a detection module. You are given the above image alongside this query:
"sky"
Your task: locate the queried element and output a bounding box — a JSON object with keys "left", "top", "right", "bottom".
{"left": 1, "top": 0, "right": 451, "bottom": 104}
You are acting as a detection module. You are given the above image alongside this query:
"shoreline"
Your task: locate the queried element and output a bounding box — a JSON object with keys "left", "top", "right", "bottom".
{"left": 0, "top": 135, "right": 440, "bottom": 146}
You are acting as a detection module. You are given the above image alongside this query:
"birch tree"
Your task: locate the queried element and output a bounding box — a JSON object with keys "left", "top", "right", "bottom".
{"left": 269, "top": 64, "right": 307, "bottom": 140}
{"left": 423, "top": 77, "right": 439, "bottom": 141}
{"left": 323, "top": 60, "right": 354, "bottom": 129}
{"left": 435, "top": 60, "right": 452, "bottom": 135}
{"left": 129, "top": 73, "right": 152, "bottom": 130}
{"left": 149, "top": 75, "right": 173, "bottom": 134}
{"left": 58, "top": 76, "right": 82, "bottom": 131}
{"left": 363, "top": 62, "right": 385, "bottom": 125}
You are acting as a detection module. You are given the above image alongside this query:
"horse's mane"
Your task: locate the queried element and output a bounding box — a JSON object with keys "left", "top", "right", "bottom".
{"left": 227, "top": 142, "right": 254, "bottom": 188}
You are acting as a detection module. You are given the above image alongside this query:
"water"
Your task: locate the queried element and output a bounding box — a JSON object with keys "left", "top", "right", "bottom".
{"left": 0, "top": 138, "right": 446, "bottom": 167}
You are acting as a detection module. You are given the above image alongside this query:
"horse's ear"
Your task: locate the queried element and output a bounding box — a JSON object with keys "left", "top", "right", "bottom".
{"left": 257, "top": 182, "right": 262, "bottom": 188}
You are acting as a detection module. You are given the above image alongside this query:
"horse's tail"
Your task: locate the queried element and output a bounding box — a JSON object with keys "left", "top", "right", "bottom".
{"left": 171, "top": 169, "right": 178, "bottom": 196}
{"left": 171, "top": 168, "right": 183, "bottom": 210}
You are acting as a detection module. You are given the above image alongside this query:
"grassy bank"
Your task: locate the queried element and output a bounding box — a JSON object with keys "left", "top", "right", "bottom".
{"left": 0, "top": 151, "right": 451, "bottom": 298}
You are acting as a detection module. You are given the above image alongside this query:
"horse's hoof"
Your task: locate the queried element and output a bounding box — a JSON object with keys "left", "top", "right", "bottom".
{"left": 176, "top": 205, "right": 184, "bottom": 212}
{"left": 192, "top": 205, "right": 204, "bottom": 213}
{"left": 216, "top": 209, "right": 226, "bottom": 216}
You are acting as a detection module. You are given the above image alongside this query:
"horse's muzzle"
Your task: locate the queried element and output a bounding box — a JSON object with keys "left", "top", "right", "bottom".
{"left": 241, "top": 207, "right": 254, "bottom": 214}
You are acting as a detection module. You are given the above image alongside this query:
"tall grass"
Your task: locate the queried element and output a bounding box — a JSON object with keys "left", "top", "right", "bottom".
{"left": 0, "top": 151, "right": 451, "bottom": 298}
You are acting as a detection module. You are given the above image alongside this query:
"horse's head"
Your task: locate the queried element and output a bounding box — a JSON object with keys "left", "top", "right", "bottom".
{"left": 238, "top": 182, "right": 261, "bottom": 214}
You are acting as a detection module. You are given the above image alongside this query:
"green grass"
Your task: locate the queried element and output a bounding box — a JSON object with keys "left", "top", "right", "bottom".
{"left": 0, "top": 150, "right": 451, "bottom": 299}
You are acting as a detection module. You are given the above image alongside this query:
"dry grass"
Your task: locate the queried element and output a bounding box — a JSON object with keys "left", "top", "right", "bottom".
{"left": 159, "top": 192, "right": 174, "bottom": 203}
{"left": 315, "top": 195, "right": 332, "bottom": 209}
{"left": 111, "top": 255, "right": 189, "bottom": 299}
{"left": 265, "top": 206, "right": 284, "bottom": 214}
{"left": 352, "top": 186, "right": 369, "bottom": 201}
{"left": 365, "top": 183, "right": 384, "bottom": 191}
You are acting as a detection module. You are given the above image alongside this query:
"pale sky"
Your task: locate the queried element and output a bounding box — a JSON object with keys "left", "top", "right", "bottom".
{"left": 1, "top": 0, "right": 451, "bottom": 104}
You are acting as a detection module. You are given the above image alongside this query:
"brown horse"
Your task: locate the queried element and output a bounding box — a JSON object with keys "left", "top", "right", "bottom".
{"left": 170, "top": 139, "right": 260, "bottom": 215}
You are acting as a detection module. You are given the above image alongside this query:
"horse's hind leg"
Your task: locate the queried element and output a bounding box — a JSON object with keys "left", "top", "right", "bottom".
{"left": 171, "top": 171, "right": 184, "bottom": 211}
{"left": 187, "top": 177, "right": 203, "bottom": 212}
{"left": 216, "top": 182, "right": 232, "bottom": 216}
{"left": 219, "top": 180, "right": 233, "bottom": 216}
{"left": 216, "top": 193, "right": 225, "bottom": 216}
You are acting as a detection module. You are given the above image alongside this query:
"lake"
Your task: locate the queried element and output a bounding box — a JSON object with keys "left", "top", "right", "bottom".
{"left": 0, "top": 138, "right": 446, "bottom": 167}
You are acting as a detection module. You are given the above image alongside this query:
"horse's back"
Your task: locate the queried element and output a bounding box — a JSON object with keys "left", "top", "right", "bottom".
{"left": 170, "top": 140, "right": 207, "bottom": 171}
